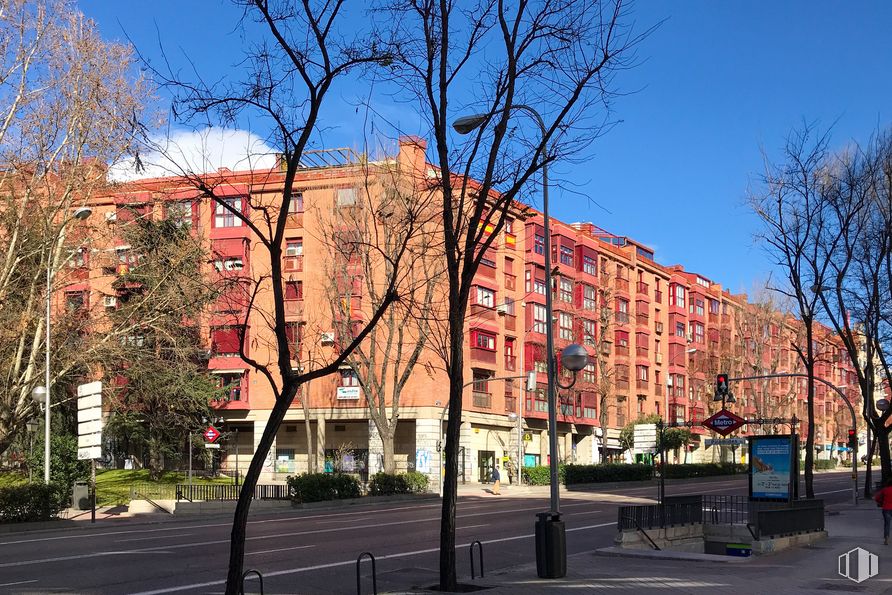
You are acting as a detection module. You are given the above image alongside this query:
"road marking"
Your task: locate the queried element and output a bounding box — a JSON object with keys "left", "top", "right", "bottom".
{"left": 246, "top": 545, "right": 315, "bottom": 556}
{"left": 815, "top": 488, "right": 853, "bottom": 496}
{"left": 458, "top": 524, "right": 489, "bottom": 530}
{"left": 116, "top": 533, "right": 194, "bottom": 543}
{"left": 131, "top": 521, "right": 615, "bottom": 595}
{"left": 0, "top": 579, "right": 38, "bottom": 587}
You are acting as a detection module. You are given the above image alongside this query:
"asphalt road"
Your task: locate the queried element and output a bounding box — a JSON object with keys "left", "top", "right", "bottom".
{"left": 0, "top": 471, "right": 861, "bottom": 594}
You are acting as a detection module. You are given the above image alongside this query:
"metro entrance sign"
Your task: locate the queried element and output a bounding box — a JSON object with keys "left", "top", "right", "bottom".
{"left": 702, "top": 408, "right": 746, "bottom": 436}
{"left": 203, "top": 426, "right": 221, "bottom": 443}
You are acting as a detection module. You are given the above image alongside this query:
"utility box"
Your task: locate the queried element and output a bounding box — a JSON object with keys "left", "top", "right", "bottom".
{"left": 72, "top": 481, "right": 91, "bottom": 510}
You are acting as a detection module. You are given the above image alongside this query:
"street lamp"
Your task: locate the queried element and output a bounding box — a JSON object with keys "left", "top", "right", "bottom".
{"left": 37, "top": 206, "right": 92, "bottom": 485}
{"left": 453, "top": 106, "right": 577, "bottom": 579}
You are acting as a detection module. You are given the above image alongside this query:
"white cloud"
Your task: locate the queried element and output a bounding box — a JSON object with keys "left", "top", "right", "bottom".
{"left": 108, "top": 127, "right": 278, "bottom": 182}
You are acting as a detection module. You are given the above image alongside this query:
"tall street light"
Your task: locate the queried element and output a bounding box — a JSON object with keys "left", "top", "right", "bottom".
{"left": 454, "top": 108, "right": 588, "bottom": 578}
{"left": 33, "top": 206, "right": 92, "bottom": 484}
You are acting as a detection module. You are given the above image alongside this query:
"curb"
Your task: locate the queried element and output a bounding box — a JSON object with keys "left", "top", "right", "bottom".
{"left": 594, "top": 546, "right": 753, "bottom": 563}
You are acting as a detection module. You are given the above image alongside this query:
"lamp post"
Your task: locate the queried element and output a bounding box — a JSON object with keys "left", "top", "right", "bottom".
{"left": 33, "top": 206, "right": 92, "bottom": 485}
{"left": 455, "top": 107, "right": 586, "bottom": 578}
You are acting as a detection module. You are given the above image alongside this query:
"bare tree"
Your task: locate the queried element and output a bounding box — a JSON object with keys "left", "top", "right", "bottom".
{"left": 319, "top": 156, "right": 442, "bottom": 473}
{"left": 378, "top": 1, "right": 643, "bottom": 586}
{"left": 595, "top": 272, "right": 616, "bottom": 462}
{"left": 0, "top": 0, "right": 147, "bottom": 455}
{"left": 140, "top": 2, "right": 410, "bottom": 591}
{"left": 752, "top": 125, "right": 842, "bottom": 498}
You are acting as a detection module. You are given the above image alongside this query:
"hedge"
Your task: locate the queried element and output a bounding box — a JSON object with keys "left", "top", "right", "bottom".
{"left": 522, "top": 465, "right": 563, "bottom": 485}
{"left": 368, "top": 472, "right": 430, "bottom": 496}
{"left": 812, "top": 459, "right": 837, "bottom": 470}
{"left": 287, "top": 473, "right": 362, "bottom": 503}
{"left": 663, "top": 463, "right": 747, "bottom": 479}
{"left": 0, "top": 484, "right": 65, "bottom": 523}
{"left": 564, "top": 464, "right": 652, "bottom": 484}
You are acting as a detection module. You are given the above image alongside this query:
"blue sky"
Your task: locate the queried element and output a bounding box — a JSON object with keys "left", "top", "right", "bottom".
{"left": 80, "top": 1, "right": 892, "bottom": 295}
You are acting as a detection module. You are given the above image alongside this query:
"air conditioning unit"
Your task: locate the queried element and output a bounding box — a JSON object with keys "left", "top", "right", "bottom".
{"left": 103, "top": 296, "right": 117, "bottom": 308}
{"left": 105, "top": 211, "right": 117, "bottom": 222}
{"left": 320, "top": 332, "right": 335, "bottom": 345}
{"left": 655, "top": 352, "right": 663, "bottom": 364}
{"left": 495, "top": 304, "right": 508, "bottom": 316}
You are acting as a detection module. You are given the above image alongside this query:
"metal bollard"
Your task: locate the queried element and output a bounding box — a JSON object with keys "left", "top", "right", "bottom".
{"left": 470, "top": 540, "right": 484, "bottom": 580}
{"left": 240, "top": 569, "right": 264, "bottom": 595}
{"left": 356, "top": 551, "right": 377, "bottom": 595}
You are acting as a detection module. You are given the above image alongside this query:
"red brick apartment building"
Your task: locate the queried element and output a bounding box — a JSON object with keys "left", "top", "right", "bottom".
{"left": 63, "top": 137, "right": 860, "bottom": 488}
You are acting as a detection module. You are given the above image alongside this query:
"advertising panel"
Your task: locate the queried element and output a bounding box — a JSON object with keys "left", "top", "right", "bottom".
{"left": 748, "top": 435, "right": 796, "bottom": 501}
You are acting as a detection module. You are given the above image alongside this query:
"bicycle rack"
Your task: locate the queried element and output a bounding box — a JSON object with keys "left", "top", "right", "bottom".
{"left": 240, "top": 569, "right": 264, "bottom": 595}
{"left": 356, "top": 551, "right": 377, "bottom": 595}
{"left": 470, "top": 540, "right": 484, "bottom": 580}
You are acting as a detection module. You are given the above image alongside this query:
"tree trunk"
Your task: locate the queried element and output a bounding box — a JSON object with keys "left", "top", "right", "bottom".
{"left": 303, "top": 414, "right": 315, "bottom": 473}
{"left": 148, "top": 436, "right": 162, "bottom": 481}
{"left": 876, "top": 424, "right": 891, "bottom": 485}
{"left": 804, "top": 326, "right": 815, "bottom": 499}
{"left": 865, "top": 428, "right": 875, "bottom": 498}
{"left": 381, "top": 426, "right": 396, "bottom": 474}
{"left": 224, "top": 390, "right": 293, "bottom": 595}
{"left": 439, "top": 309, "right": 465, "bottom": 591}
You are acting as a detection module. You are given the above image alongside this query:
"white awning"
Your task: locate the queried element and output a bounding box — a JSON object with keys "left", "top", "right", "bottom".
{"left": 209, "top": 369, "right": 246, "bottom": 375}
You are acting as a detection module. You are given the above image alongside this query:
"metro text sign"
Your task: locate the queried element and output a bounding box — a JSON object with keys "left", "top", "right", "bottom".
{"left": 703, "top": 409, "right": 745, "bottom": 436}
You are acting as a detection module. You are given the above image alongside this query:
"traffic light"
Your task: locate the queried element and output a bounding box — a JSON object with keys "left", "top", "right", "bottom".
{"left": 716, "top": 373, "right": 729, "bottom": 397}
{"left": 848, "top": 429, "right": 857, "bottom": 449}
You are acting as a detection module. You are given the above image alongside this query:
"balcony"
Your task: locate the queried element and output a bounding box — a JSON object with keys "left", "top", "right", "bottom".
{"left": 473, "top": 392, "right": 492, "bottom": 409}
{"left": 615, "top": 278, "right": 630, "bottom": 293}
{"left": 636, "top": 346, "right": 649, "bottom": 358}
{"left": 284, "top": 255, "right": 304, "bottom": 273}
{"left": 286, "top": 212, "right": 304, "bottom": 228}
{"left": 637, "top": 281, "right": 649, "bottom": 296}
{"left": 654, "top": 290, "right": 663, "bottom": 304}
{"left": 477, "top": 264, "right": 496, "bottom": 280}
{"left": 615, "top": 311, "right": 630, "bottom": 325}
{"left": 615, "top": 345, "right": 630, "bottom": 357}
{"left": 505, "top": 354, "right": 517, "bottom": 371}
{"left": 615, "top": 379, "right": 630, "bottom": 391}
{"left": 505, "top": 274, "right": 516, "bottom": 291}
{"left": 284, "top": 299, "right": 304, "bottom": 318}
{"left": 470, "top": 304, "right": 497, "bottom": 321}
{"left": 636, "top": 313, "right": 649, "bottom": 327}
{"left": 655, "top": 322, "right": 664, "bottom": 334}
{"left": 470, "top": 347, "right": 497, "bottom": 364}
{"left": 655, "top": 352, "right": 663, "bottom": 364}
{"left": 655, "top": 384, "right": 663, "bottom": 396}
{"left": 636, "top": 379, "right": 648, "bottom": 391}
{"left": 505, "top": 395, "right": 517, "bottom": 413}
{"left": 722, "top": 313, "right": 731, "bottom": 325}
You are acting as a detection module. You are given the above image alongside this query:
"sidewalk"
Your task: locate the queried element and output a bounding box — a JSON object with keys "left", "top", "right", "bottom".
{"left": 386, "top": 500, "right": 892, "bottom": 594}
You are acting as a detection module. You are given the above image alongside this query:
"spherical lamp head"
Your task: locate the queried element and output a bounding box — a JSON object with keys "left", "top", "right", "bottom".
{"left": 561, "top": 343, "right": 589, "bottom": 372}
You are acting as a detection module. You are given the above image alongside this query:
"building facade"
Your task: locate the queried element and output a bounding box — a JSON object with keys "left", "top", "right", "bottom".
{"left": 64, "top": 136, "right": 861, "bottom": 487}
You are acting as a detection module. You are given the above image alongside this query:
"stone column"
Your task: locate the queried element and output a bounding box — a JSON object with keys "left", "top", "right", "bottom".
{"left": 316, "top": 414, "right": 326, "bottom": 471}
{"left": 255, "top": 418, "right": 276, "bottom": 482}
{"left": 540, "top": 429, "right": 549, "bottom": 466}
{"left": 415, "top": 418, "right": 440, "bottom": 490}
{"left": 460, "top": 421, "right": 474, "bottom": 482}
{"left": 368, "top": 419, "right": 385, "bottom": 475}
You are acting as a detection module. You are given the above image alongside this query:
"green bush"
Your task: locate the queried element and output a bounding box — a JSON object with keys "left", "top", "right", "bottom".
{"left": 368, "top": 472, "right": 430, "bottom": 496}
{"left": 663, "top": 463, "right": 747, "bottom": 479}
{"left": 812, "top": 459, "right": 837, "bottom": 470}
{"left": 287, "top": 473, "right": 361, "bottom": 503}
{"left": 0, "top": 484, "right": 65, "bottom": 523}
{"left": 564, "top": 464, "right": 652, "bottom": 484}
{"left": 521, "top": 465, "right": 565, "bottom": 485}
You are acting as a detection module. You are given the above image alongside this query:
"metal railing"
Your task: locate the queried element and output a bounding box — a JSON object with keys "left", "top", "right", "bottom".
{"left": 175, "top": 483, "right": 291, "bottom": 502}
{"left": 618, "top": 495, "right": 826, "bottom": 538}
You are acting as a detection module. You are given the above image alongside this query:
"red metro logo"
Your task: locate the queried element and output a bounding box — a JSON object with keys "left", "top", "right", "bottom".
{"left": 702, "top": 409, "right": 745, "bottom": 436}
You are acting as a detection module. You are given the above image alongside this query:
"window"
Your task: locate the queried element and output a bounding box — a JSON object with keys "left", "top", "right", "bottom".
{"left": 582, "top": 284, "right": 596, "bottom": 310}
{"left": 289, "top": 192, "right": 304, "bottom": 213}
{"left": 480, "top": 248, "right": 496, "bottom": 268}
{"left": 693, "top": 322, "right": 705, "bottom": 344}
{"left": 285, "top": 280, "right": 303, "bottom": 300}
{"left": 211, "top": 326, "right": 242, "bottom": 357}
{"left": 166, "top": 200, "right": 193, "bottom": 228}
{"left": 582, "top": 319, "right": 596, "bottom": 346}
{"left": 709, "top": 299, "right": 720, "bottom": 314}
{"left": 533, "top": 234, "right": 545, "bottom": 255}
{"left": 214, "top": 197, "right": 243, "bottom": 228}
{"left": 285, "top": 322, "right": 303, "bottom": 355}
{"left": 582, "top": 254, "right": 597, "bottom": 276}
{"left": 695, "top": 299, "right": 705, "bottom": 317}
{"left": 504, "top": 296, "right": 516, "bottom": 316}
{"left": 559, "top": 278, "right": 573, "bottom": 302}
{"left": 675, "top": 322, "right": 686, "bottom": 338}
{"left": 336, "top": 188, "right": 357, "bottom": 207}
{"left": 582, "top": 363, "right": 596, "bottom": 384}
{"left": 339, "top": 368, "right": 360, "bottom": 386}
{"left": 216, "top": 373, "right": 244, "bottom": 401}
{"left": 583, "top": 393, "right": 596, "bottom": 419}
{"left": 670, "top": 284, "right": 685, "bottom": 309}
{"left": 532, "top": 304, "right": 548, "bottom": 334}
{"left": 472, "top": 330, "right": 496, "bottom": 351}
{"left": 67, "top": 247, "right": 88, "bottom": 269}
{"left": 214, "top": 257, "right": 244, "bottom": 272}
{"left": 505, "top": 219, "right": 514, "bottom": 234}
{"left": 616, "top": 298, "right": 629, "bottom": 323}
{"left": 615, "top": 330, "right": 629, "bottom": 348}
{"left": 474, "top": 286, "right": 495, "bottom": 308}
{"left": 472, "top": 370, "right": 491, "bottom": 393}
{"left": 637, "top": 365, "right": 649, "bottom": 381}
{"left": 559, "top": 245, "right": 573, "bottom": 266}
{"left": 559, "top": 312, "right": 573, "bottom": 340}
{"left": 65, "top": 291, "right": 87, "bottom": 312}
{"left": 284, "top": 239, "right": 303, "bottom": 271}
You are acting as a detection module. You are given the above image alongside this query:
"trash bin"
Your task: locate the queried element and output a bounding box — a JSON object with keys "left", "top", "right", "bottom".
{"left": 72, "top": 481, "right": 91, "bottom": 511}
{"left": 535, "top": 511, "right": 566, "bottom": 578}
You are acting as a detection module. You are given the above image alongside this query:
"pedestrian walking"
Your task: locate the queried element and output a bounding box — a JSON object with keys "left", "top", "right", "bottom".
{"left": 874, "top": 479, "right": 892, "bottom": 545}
{"left": 491, "top": 464, "right": 501, "bottom": 495}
